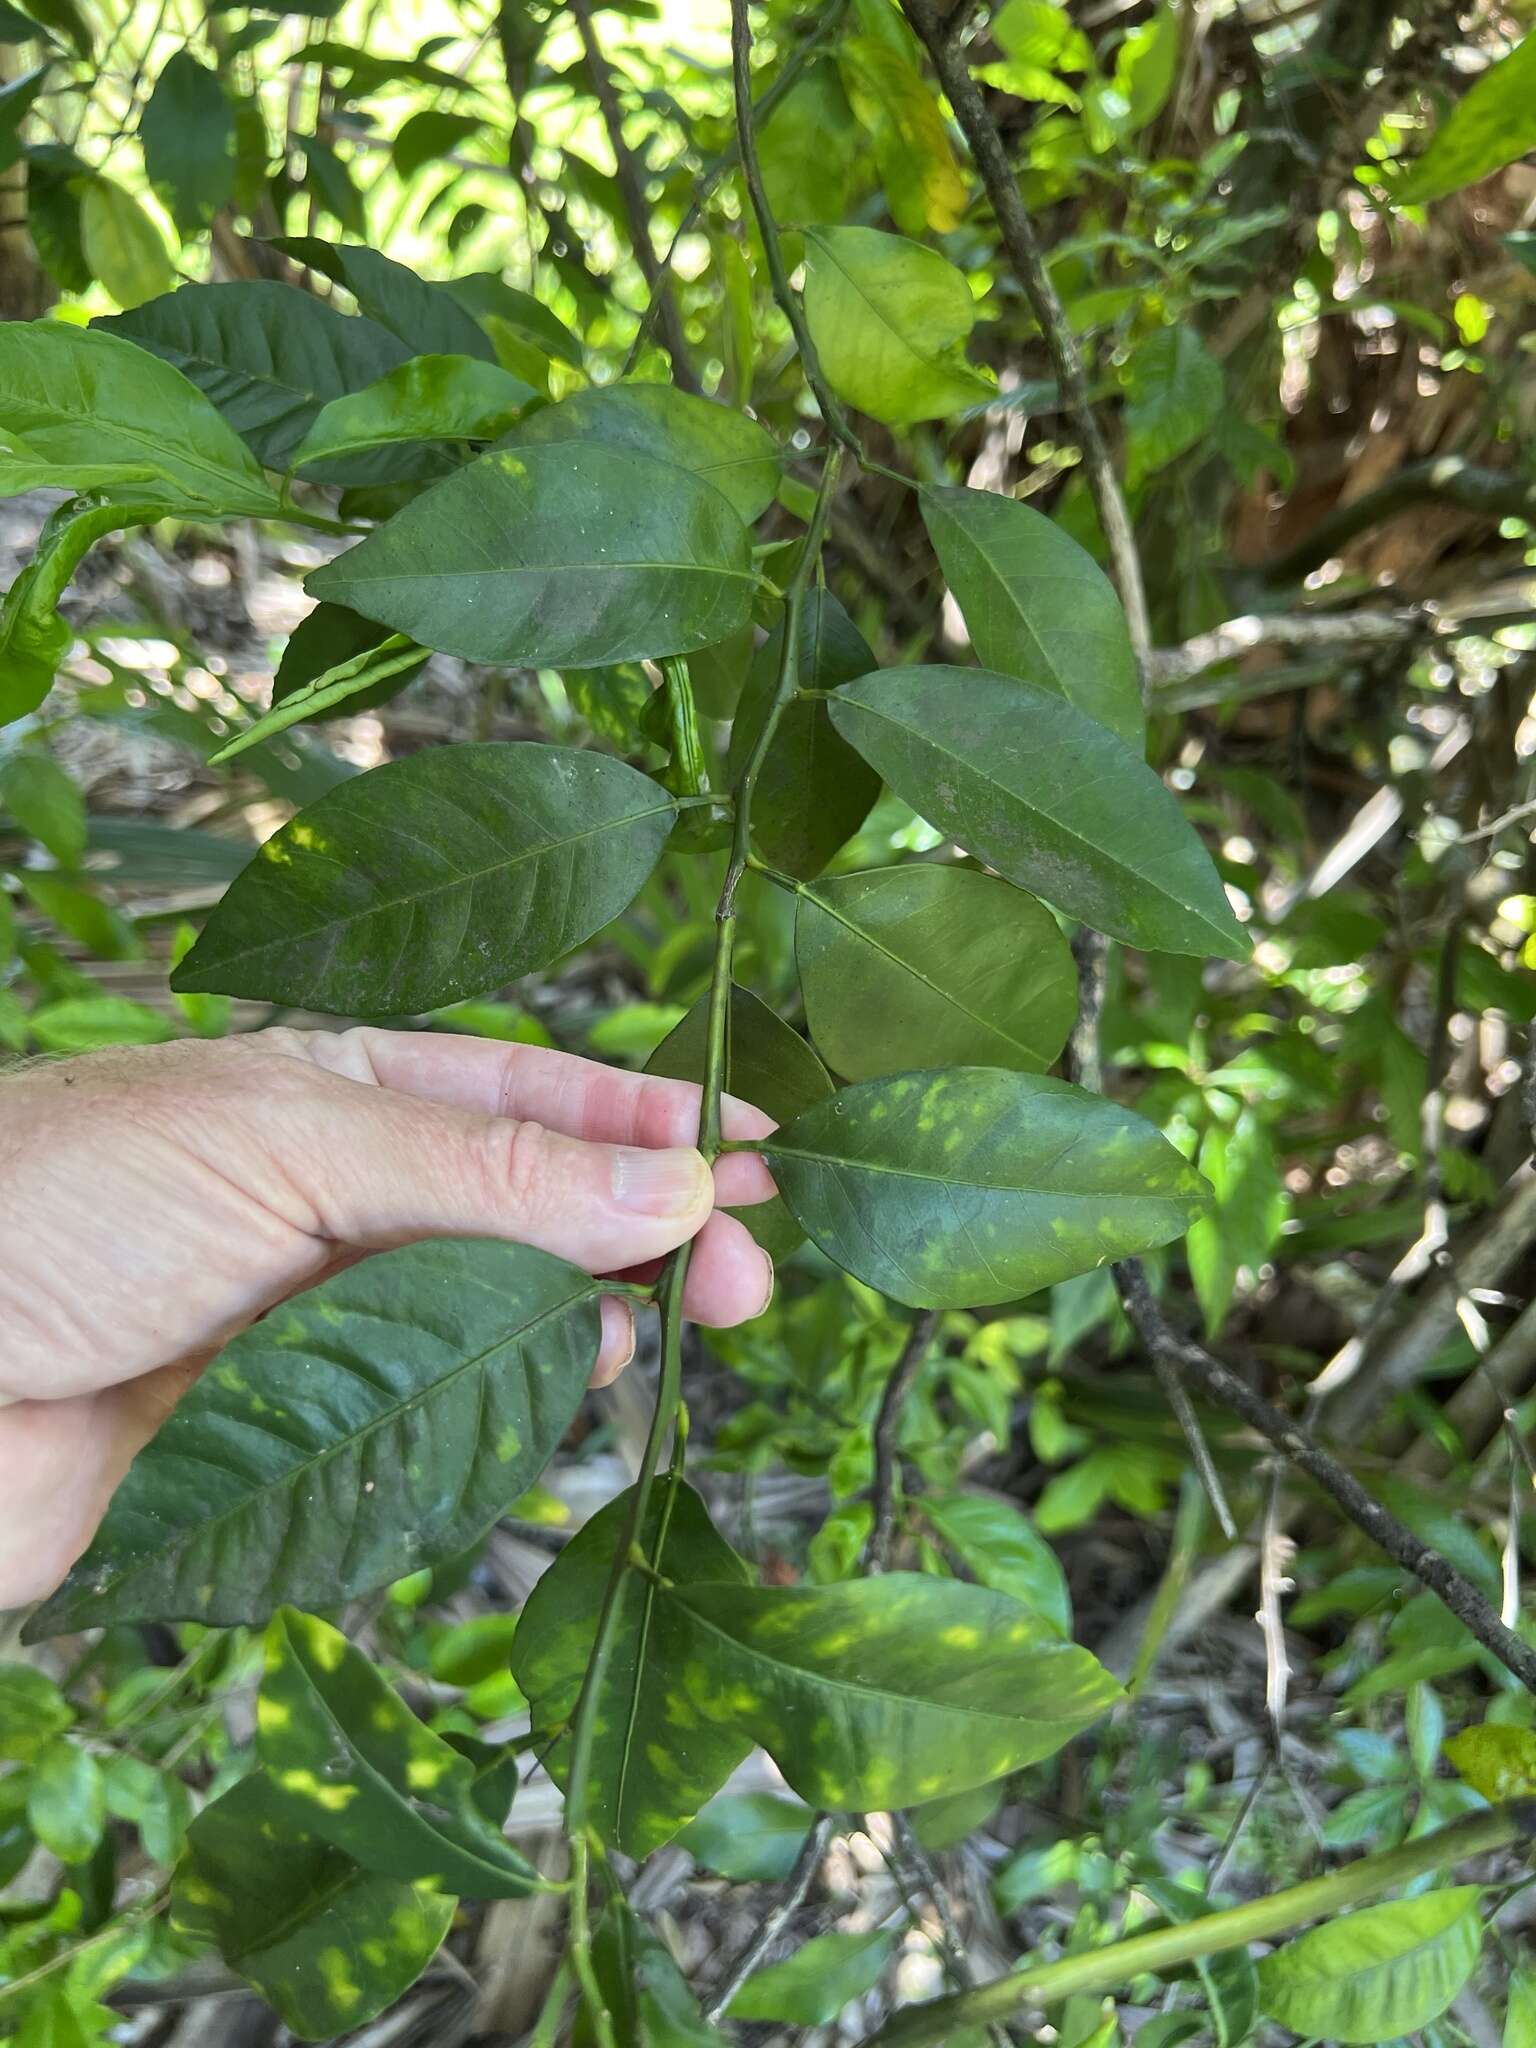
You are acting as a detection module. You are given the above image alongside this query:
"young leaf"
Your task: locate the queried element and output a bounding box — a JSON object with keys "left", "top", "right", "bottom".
{"left": 1256, "top": 1887, "right": 1484, "bottom": 2043}
{"left": 802, "top": 225, "right": 993, "bottom": 426}
{"left": 727, "top": 587, "right": 881, "bottom": 878}
{"left": 258, "top": 1609, "right": 541, "bottom": 1895}
{"left": 497, "top": 381, "right": 780, "bottom": 524}
{"left": 172, "top": 1770, "right": 454, "bottom": 2041}
{"left": 139, "top": 50, "right": 235, "bottom": 235}
{"left": 99, "top": 280, "right": 418, "bottom": 476}
{"left": 921, "top": 1492, "right": 1072, "bottom": 1635}
{"left": 512, "top": 1480, "right": 753, "bottom": 1855}
{"left": 676, "top": 1792, "right": 815, "bottom": 1882}
{"left": 0, "top": 321, "right": 279, "bottom": 514}
{"left": 272, "top": 235, "right": 497, "bottom": 361}
{"left": 728, "top": 1926, "right": 896, "bottom": 2023}
{"left": 764, "top": 1068, "right": 1209, "bottom": 1309}
{"left": 309, "top": 443, "right": 755, "bottom": 668}
{"left": 79, "top": 177, "right": 175, "bottom": 308}
{"left": 796, "top": 864, "right": 1077, "bottom": 1080}
{"left": 25, "top": 1240, "right": 601, "bottom": 1636}
{"left": 1122, "top": 328, "right": 1223, "bottom": 487}
{"left": 171, "top": 741, "right": 675, "bottom": 1012}
{"left": 647, "top": 983, "right": 831, "bottom": 1261}
{"left": 919, "top": 484, "right": 1143, "bottom": 745}
{"left": 661, "top": 1572, "right": 1122, "bottom": 1808}
{"left": 291, "top": 354, "right": 535, "bottom": 471}
{"left": 1397, "top": 35, "right": 1536, "bottom": 203}
{"left": 829, "top": 667, "right": 1247, "bottom": 960}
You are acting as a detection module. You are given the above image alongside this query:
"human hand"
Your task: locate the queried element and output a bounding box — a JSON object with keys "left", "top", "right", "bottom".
{"left": 0, "top": 1027, "right": 776, "bottom": 1608}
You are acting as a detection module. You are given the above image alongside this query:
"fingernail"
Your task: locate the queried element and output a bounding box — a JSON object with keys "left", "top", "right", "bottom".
{"left": 754, "top": 1248, "right": 775, "bottom": 1317}
{"left": 611, "top": 1145, "right": 712, "bottom": 1217}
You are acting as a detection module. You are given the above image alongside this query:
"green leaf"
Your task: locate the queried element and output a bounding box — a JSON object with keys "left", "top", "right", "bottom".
{"left": 140, "top": 50, "right": 235, "bottom": 234}
{"left": 1257, "top": 1887, "right": 1484, "bottom": 2044}
{"left": 99, "top": 280, "right": 415, "bottom": 476}
{"left": 764, "top": 1067, "right": 1209, "bottom": 1309}
{"left": 298, "top": 134, "right": 365, "bottom": 235}
{"left": 0, "top": 750, "right": 84, "bottom": 864}
{"left": 27, "top": 1737, "right": 104, "bottom": 1863}
{"left": 79, "top": 177, "right": 175, "bottom": 308}
{"left": 11, "top": 1992, "right": 118, "bottom": 2048}
{"left": 909, "top": 1777, "right": 1003, "bottom": 1851}
{"left": 271, "top": 603, "right": 428, "bottom": 720}
{"left": 676, "top": 1792, "right": 814, "bottom": 1882}
{"left": 258, "top": 1608, "right": 540, "bottom": 1895}
{"left": 728, "top": 1927, "right": 895, "bottom": 2023}
{"left": 26, "top": 143, "right": 91, "bottom": 293}
{"left": 1122, "top": 328, "right": 1223, "bottom": 487}
{"left": 172, "top": 741, "right": 675, "bottom": 1012}
{"left": 25, "top": 1240, "right": 600, "bottom": 1635}
{"left": 292, "top": 353, "right": 535, "bottom": 471}
{"left": 310, "top": 442, "right": 754, "bottom": 668}
{"left": 1444, "top": 1722, "right": 1536, "bottom": 1800}
{"left": 1114, "top": 4, "right": 1179, "bottom": 131}
{"left": 839, "top": 34, "right": 967, "bottom": 235}
{"left": 919, "top": 484, "right": 1143, "bottom": 744}
{"left": 796, "top": 864, "right": 1076, "bottom": 1080}
{"left": 0, "top": 63, "right": 49, "bottom": 176}
{"left": 392, "top": 107, "right": 483, "bottom": 182}
{"left": 758, "top": 61, "right": 873, "bottom": 228}
{"left": 727, "top": 587, "right": 881, "bottom": 878}
{"left": 0, "top": 321, "right": 278, "bottom": 514}
{"left": 444, "top": 270, "right": 583, "bottom": 368}
{"left": 27, "top": 995, "right": 173, "bottom": 1050}
{"left": 829, "top": 666, "right": 1247, "bottom": 960}
{"left": 214, "top": 633, "right": 426, "bottom": 763}
{"left": 1398, "top": 36, "right": 1536, "bottom": 203}
{"left": 589, "top": 1896, "right": 728, "bottom": 2047}
{"left": 496, "top": 381, "right": 780, "bottom": 525}
{"left": 661, "top": 1572, "right": 1120, "bottom": 1808}
{"left": 802, "top": 225, "right": 993, "bottom": 427}
{"left": 647, "top": 983, "right": 831, "bottom": 1262}
{"left": 921, "top": 1491, "right": 1072, "bottom": 1634}
{"left": 510, "top": 1479, "right": 754, "bottom": 1856}
{"left": 1507, "top": 1966, "right": 1536, "bottom": 2048}
{"left": 1186, "top": 1110, "right": 1287, "bottom": 1334}
{"left": 273, "top": 235, "right": 496, "bottom": 361}
{"left": 172, "top": 1770, "right": 453, "bottom": 2041}
{"left": 103, "top": 1753, "right": 192, "bottom": 1864}
{"left": 21, "top": 871, "right": 142, "bottom": 959}
{"left": 0, "top": 1661, "right": 74, "bottom": 1761}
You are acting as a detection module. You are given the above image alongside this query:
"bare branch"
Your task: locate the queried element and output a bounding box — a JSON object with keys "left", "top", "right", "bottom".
{"left": 1263, "top": 457, "right": 1536, "bottom": 585}
{"left": 866, "top": 1310, "right": 942, "bottom": 1573}
{"left": 702, "top": 1814, "right": 836, "bottom": 2023}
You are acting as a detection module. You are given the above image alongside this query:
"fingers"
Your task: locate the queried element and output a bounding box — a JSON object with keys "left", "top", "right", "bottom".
{"left": 278, "top": 1029, "right": 779, "bottom": 1160}
{"left": 594, "top": 1296, "right": 637, "bottom": 1388}
{"left": 678, "top": 1212, "right": 775, "bottom": 1329}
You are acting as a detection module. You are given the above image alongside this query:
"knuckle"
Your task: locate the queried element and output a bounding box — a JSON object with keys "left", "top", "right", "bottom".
{"left": 481, "top": 1117, "right": 558, "bottom": 1219}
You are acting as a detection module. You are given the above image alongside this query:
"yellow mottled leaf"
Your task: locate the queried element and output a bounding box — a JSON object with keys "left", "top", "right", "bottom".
{"left": 1444, "top": 1722, "right": 1536, "bottom": 1801}
{"left": 839, "top": 37, "right": 968, "bottom": 234}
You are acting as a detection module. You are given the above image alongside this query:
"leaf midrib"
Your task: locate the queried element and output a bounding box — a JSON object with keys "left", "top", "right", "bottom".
{"left": 64, "top": 1278, "right": 598, "bottom": 1620}
{"left": 836, "top": 689, "right": 1235, "bottom": 948}
{"left": 766, "top": 1136, "right": 1195, "bottom": 1205}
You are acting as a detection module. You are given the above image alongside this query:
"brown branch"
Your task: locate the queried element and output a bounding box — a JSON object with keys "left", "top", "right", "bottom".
{"left": 896, "top": 0, "right": 1151, "bottom": 670}
{"left": 568, "top": 0, "right": 699, "bottom": 394}
{"left": 1263, "top": 458, "right": 1536, "bottom": 585}
{"left": 866, "top": 1310, "right": 942, "bottom": 1573}
{"left": 701, "top": 1813, "right": 835, "bottom": 2023}
{"left": 1114, "top": 1261, "right": 1536, "bottom": 1697}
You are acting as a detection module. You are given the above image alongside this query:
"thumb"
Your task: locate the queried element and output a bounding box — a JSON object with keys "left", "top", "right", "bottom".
{"left": 292, "top": 1087, "right": 718, "bottom": 1275}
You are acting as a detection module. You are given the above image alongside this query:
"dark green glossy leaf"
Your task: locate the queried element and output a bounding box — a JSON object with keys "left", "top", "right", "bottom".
{"left": 26, "top": 1240, "right": 600, "bottom": 1636}
{"left": 802, "top": 225, "right": 992, "bottom": 426}
{"left": 392, "top": 107, "right": 483, "bottom": 182}
{"left": 445, "top": 271, "right": 583, "bottom": 367}
{"left": 920, "top": 484, "right": 1142, "bottom": 744}
{"left": 309, "top": 442, "right": 755, "bottom": 668}
{"left": 172, "top": 1770, "right": 453, "bottom": 2041}
{"left": 27, "top": 1737, "right": 104, "bottom": 1863}
{"left": 647, "top": 983, "right": 832, "bottom": 1261}
{"left": 258, "top": 1608, "right": 540, "bottom": 1896}
{"left": 26, "top": 143, "right": 91, "bottom": 294}
{"left": 764, "top": 1067, "right": 1208, "bottom": 1309}
{"left": 728, "top": 587, "right": 881, "bottom": 879}
{"left": 172, "top": 741, "right": 675, "bottom": 1012}
{"left": 922, "top": 1491, "right": 1071, "bottom": 1635}
{"left": 796, "top": 864, "right": 1076, "bottom": 1080}
{"left": 298, "top": 135, "right": 366, "bottom": 236}
{"left": 511, "top": 1479, "right": 753, "bottom": 1856}
{"left": 829, "top": 667, "right": 1247, "bottom": 960}
{"left": 1257, "top": 1887, "right": 1483, "bottom": 2043}
{"left": 729, "top": 1927, "right": 895, "bottom": 2023}
{"left": 212, "top": 630, "right": 426, "bottom": 763}
{"left": 273, "top": 235, "right": 496, "bottom": 361}
{"left": 662, "top": 1572, "right": 1121, "bottom": 1807}
{"left": 676, "top": 1792, "right": 815, "bottom": 1882}
{"left": 99, "top": 280, "right": 413, "bottom": 475}
{"left": 292, "top": 353, "right": 535, "bottom": 471}
{"left": 139, "top": 51, "right": 234, "bottom": 234}
{"left": 274, "top": 601, "right": 428, "bottom": 717}
{"left": 0, "top": 320, "right": 278, "bottom": 512}
{"left": 496, "top": 382, "right": 779, "bottom": 524}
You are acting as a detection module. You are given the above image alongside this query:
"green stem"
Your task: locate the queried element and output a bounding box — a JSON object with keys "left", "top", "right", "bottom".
{"left": 866, "top": 1803, "right": 1536, "bottom": 2047}
{"left": 566, "top": 1833, "right": 615, "bottom": 2048}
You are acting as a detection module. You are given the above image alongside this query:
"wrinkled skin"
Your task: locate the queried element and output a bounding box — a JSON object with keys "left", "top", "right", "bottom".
{"left": 0, "top": 1027, "right": 776, "bottom": 1608}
